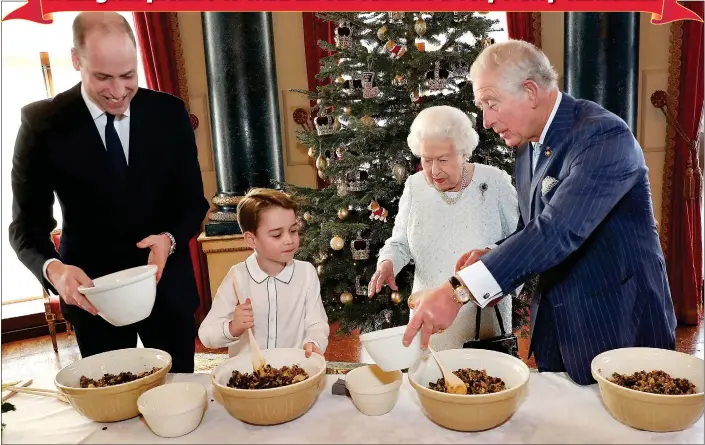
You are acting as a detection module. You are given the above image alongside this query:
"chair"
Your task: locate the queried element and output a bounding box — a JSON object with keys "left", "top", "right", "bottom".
{"left": 44, "top": 229, "right": 73, "bottom": 353}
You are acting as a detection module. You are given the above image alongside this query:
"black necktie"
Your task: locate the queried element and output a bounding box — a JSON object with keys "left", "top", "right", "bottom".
{"left": 105, "top": 113, "right": 128, "bottom": 187}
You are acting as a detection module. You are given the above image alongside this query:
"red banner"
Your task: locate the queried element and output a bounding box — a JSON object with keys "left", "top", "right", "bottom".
{"left": 2, "top": 0, "right": 703, "bottom": 25}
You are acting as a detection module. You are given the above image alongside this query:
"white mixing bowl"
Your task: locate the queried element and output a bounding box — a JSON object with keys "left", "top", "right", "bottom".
{"left": 78, "top": 265, "right": 157, "bottom": 326}
{"left": 360, "top": 325, "right": 422, "bottom": 371}
{"left": 138, "top": 382, "right": 207, "bottom": 438}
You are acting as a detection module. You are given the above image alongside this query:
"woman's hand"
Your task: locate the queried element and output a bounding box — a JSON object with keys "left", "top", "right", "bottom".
{"left": 368, "top": 260, "right": 397, "bottom": 297}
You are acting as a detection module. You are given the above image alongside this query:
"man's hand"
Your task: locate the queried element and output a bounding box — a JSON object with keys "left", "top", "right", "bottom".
{"left": 136, "top": 234, "right": 172, "bottom": 282}
{"left": 402, "top": 281, "right": 461, "bottom": 349}
{"left": 46, "top": 261, "right": 97, "bottom": 315}
{"left": 229, "top": 298, "right": 254, "bottom": 338}
{"left": 304, "top": 342, "right": 322, "bottom": 358}
{"left": 455, "top": 248, "right": 491, "bottom": 273}
{"left": 368, "top": 260, "right": 397, "bottom": 297}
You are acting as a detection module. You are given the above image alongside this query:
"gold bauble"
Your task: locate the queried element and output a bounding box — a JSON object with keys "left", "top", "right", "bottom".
{"left": 414, "top": 18, "right": 427, "bottom": 38}
{"left": 330, "top": 235, "right": 345, "bottom": 250}
{"left": 391, "top": 291, "right": 403, "bottom": 304}
{"left": 344, "top": 106, "right": 352, "bottom": 116}
{"left": 303, "top": 212, "right": 312, "bottom": 222}
{"left": 340, "top": 291, "right": 353, "bottom": 304}
{"left": 377, "top": 25, "right": 388, "bottom": 40}
{"left": 361, "top": 115, "right": 376, "bottom": 127}
{"left": 318, "top": 169, "right": 327, "bottom": 180}
{"left": 337, "top": 208, "right": 349, "bottom": 220}
{"left": 316, "top": 153, "right": 327, "bottom": 171}
{"left": 336, "top": 76, "right": 345, "bottom": 84}
{"left": 392, "top": 163, "right": 408, "bottom": 185}
{"left": 308, "top": 147, "right": 316, "bottom": 158}
{"left": 317, "top": 265, "right": 325, "bottom": 276}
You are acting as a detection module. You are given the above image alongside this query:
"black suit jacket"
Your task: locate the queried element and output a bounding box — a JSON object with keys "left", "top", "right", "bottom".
{"left": 9, "top": 83, "right": 210, "bottom": 318}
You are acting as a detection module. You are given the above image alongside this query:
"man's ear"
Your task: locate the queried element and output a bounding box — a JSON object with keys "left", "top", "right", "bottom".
{"left": 523, "top": 80, "right": 540, "bottom": 109}
{"left": 71, "top": 48, "right": 81, "bottom": 71}
{"left": 243, "top": 231, "right": 257, "bottom": 250}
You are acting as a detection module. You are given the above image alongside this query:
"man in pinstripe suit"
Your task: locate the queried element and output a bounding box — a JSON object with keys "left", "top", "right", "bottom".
{"left": 402, "top": 40, "right": 677, "bottom": 385}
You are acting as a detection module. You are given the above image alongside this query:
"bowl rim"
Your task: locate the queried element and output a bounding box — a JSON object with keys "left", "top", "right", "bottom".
{"left": 137, "top": 382, "right": 207, "bottom": 418}
{"left": 54, "top": 347, "right": 172, "bottom": 393}
{"left": 407, "top": 349, "right": 532, "bottom": 402}
{"left": 590, "top": 348, "right": 704, "bottom": 399}
{"left": 345, "top": 365, "right": 403, "bottom": 395}
{"left": 359, "top": 325, "right": 410, "bottom": 342}
{"left": 210, "top": 349, "right": 327, "bottom": 394}
{"left": 78, "top": 265, "right": 158, "bottom": 295}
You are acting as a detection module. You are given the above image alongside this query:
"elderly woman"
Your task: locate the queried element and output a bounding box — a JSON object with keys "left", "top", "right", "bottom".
{"left": 369, "top": 105, "right": 519, "bottom": 351}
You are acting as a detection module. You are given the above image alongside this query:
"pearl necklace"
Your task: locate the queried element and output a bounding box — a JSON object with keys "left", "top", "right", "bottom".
{"left": 439, "top": 165, "right": 469, "bottom": 205}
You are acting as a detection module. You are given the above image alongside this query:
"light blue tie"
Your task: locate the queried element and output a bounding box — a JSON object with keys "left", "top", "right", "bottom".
{"left": 532, "top": 142, "right": 542, "bottom": 173}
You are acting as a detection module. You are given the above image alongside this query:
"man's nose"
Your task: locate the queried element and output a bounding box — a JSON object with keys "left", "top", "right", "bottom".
{"left": 109, "top": 81, "right": 126, "bottom": 99}
{"left": 483, "top": 110, "right": 494, "bottom": 129}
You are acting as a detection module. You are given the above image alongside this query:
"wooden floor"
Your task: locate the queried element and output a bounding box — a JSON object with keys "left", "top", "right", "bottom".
{"left": 2, "top": 321, "right": 703, "bottom": 383}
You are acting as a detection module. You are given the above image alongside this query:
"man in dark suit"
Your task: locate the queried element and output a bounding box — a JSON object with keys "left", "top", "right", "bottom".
{"left": 402, "top": 40, "right": 677, "bottom": 385}
{"left": 9, "top": 12, "right": 210, "bottom": 373}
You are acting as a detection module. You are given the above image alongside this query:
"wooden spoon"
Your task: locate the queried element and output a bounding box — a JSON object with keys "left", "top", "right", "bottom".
{"left": 232, "top": 278, "right": 268, "bottom": 376}
{"left": 427, "top": 346, "right": 467, "bottom": 395}
{"left": 3, "top": 386, "right": 69, "bottom": 403}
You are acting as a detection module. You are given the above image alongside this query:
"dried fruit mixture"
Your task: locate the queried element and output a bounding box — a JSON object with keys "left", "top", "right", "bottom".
{"left": 609, "top": 370, "right": 696, "bottom": 395}
{"left": 429, "top": 368, "right": 507, "bottom": 394}
{"left": 227, "top": 364, "right": 309, "bottom": 389}
{"left": 80, "top": 367, "right": 161, "bottom": 388}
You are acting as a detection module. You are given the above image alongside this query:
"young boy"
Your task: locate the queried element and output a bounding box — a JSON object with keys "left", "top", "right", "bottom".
{"left": 198, "top": 188, "right": 329, "bottom": 358}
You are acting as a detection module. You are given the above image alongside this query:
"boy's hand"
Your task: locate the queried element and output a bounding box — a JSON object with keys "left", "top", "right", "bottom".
{"left": 229, "top": 298, "right": 254, "bottom": 338}
{"left": 304, "top": 342, "right": 322, "bottom": 358}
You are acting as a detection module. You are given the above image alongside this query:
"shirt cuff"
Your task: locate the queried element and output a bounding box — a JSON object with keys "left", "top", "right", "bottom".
{"left": 456, "top": 260, "right": 503, "bottom": 309}
{"left": 223, "top": 320, "right": 239, "bottom": 342}
{"left": 43, "top": 258, "right": 61, "bottom": 284}
{"left": 487, "top": 244, "right": 498, "bottom": 250}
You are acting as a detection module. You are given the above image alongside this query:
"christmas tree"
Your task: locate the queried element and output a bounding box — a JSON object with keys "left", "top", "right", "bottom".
{"left": 285, "top": 12, "right": 531, "bottom": 335}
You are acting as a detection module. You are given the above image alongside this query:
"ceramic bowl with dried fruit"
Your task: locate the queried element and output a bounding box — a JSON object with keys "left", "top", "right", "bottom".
{"left": 210, "top": 348, "right": 326, "bottom": 426}
{"left": 407, "top": 348, "right": 530, "bottom": 431}
{"left": 54, "top": 348, "right": 171, "bottom": 422}
{"left": 591, "top": 347, "right": 704, "bottom": 432}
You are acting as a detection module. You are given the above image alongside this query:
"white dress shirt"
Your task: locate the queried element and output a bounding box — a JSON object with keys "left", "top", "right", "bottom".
{"left": 198, "top": 253, "right": 330, "bottom": 358}
{"left": 42, "top": 86, "right": 132, "bottom": 283}
{"left": 459, "top": 91, "right": 563, "bottom": 308}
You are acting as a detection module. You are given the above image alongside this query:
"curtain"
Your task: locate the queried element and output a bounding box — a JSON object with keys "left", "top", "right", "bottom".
{"left": 661, "top": 2, "right": 704, "bottom": 325}
{"left": 133, "top": 12, "right": 212, "bottom": 325}
{"left": 301, "top": 12, "right": 336, "bottom": 189}
{"left": 506, "top": 12, "right": 542, "bottom": 47}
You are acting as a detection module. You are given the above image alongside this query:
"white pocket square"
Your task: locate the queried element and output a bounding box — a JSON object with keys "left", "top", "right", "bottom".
{"left": 541, "top": 176, "right": 559, "bottom": 196}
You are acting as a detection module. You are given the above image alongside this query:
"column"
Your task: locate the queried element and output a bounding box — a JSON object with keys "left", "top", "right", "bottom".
{"left": 564, "top": 13, "right": 640, "bottom": 134}
{"left": 201, "top": 12, "right": 285, "bottom": 236}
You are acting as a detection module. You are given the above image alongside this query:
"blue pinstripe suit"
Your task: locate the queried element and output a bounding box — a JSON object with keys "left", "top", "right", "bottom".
{"left": 481, "top": 93, "right": 677, "bottom": 385}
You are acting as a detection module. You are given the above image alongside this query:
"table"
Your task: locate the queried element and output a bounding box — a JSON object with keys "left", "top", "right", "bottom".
{"left": 2, "top": 370, "right": 702, "bottom": 444}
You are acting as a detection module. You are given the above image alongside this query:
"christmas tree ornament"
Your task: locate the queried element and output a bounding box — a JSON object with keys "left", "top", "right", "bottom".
{"left": 315, "top": 108, "right": 336, "bottom": 136}
{"left": 303, "top": 212, "right": 312, "bottom": 222}
{"left": 343, "top": 106, "right": 352, "bottom": 116}
{"left": 330, "top": 235, "right": 345, "bottom": 251}
{"left": 340, "top": 291, "right": 353, "bottom": 304}
{"left": 355, "top": 275, "right": 368, "bottom": 296}
{"left": 350, "top": 231, "right": 370, "bottom": 260}
{"left": 415, "top": 41, "right": 425, "bottom": 52}
{"left": 361, "top": 115, "right": 376, "bottom": 127}
{"left": 336, "top": 75, "right": 345, "bottom": 84}
{"left": 426, "top": 61, "right": 450, "bottom": 92}
{"left": 392, "top": 163, "right": 408, "bottom": 184}
{"left": 451, "top": 58, "right": 470, "bottom": 79}
{"left": 385, "top": 40, "right": 407, "bottom": 59}
{"left": 347, "top": 170, "right": 369, "bottom": 192}
{"left": 391, "top": 291, "right": 403, "bottom": 304}
{"left": 317, "top": 264, "right": 325, "bottom": 276}
{"left": 308, "top": 146, "right": 316, "bottom": 158}
{"left": 368, "top": 200, "right": 389, "bottom": 222}
{"left": 377, "top": 25, "right": 388, "bottom": 41}
{"left": 292, "top": 108, "right": 311, "bottom": 131}
{"left": 410, "top": 90, "right": 422, "bottom": 106}
{"left": 388, "top": 12, "right": 404, "bottom": 21}
{"left": 337, "top": 208, "right": 349, "bottom": 220}
{"left": 335, "top": 21, "right": 353, "bottom": 49}
{"left": 318, "top": 169, "right": 328, "bottom": 180}
{"left": 361, "top": 71, "right": 380, "bottom": 99}
{"left": 481, "top": 37, "right": 496, "bottom": 49}
{"left": 414, "top": 17, "right": 427, "bottom": 37}
{"left": 392, "top": 74, "right": 407, "bottom": 87}
{"left": 336, "top": 177, "right": 350, "bottom": 196}
{"left": 335, "top": 143, "right": 346, "bottom": 159}
{"left": 316, "top": 153, "right": 328, "bottom": 171}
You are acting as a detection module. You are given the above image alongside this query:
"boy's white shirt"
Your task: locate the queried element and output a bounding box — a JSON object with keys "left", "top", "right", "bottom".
{"left": 198, "top": 252, "right": 330, "bottom": 358}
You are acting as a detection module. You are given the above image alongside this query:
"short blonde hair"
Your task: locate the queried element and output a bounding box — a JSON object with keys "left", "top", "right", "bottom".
{"left": 407, "top": 106, "right": 479, "bottom": 159}
{"left": 236, "top": 188, "right": 299, "bottom": 233}
{"left": 470, "top": 39, "right": 558, "bottom": 96}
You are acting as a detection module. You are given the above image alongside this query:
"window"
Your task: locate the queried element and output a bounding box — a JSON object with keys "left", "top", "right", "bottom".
{"left": 1, "top": 8, "right": 147, "bottom": 304}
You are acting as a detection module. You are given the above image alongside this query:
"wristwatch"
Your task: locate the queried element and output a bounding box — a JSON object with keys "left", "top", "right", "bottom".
{"left": 448, "top": 275, "right": 473, "bottom": 305}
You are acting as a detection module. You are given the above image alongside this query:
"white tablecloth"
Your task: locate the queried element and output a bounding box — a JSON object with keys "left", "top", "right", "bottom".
{"left": 2, "top": 370, "right": 702, "bottom": 444}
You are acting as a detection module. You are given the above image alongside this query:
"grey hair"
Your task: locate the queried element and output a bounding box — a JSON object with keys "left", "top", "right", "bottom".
{"left": 470, "top": 39, "right": 558, "bottom": 95}
{"left": 407, "top": 106, "right": 479, "bottom": 159}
